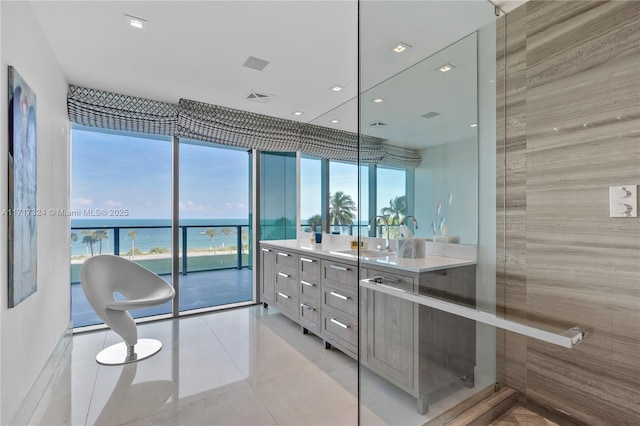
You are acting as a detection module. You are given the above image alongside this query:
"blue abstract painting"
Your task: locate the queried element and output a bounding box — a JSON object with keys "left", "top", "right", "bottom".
{"left": 8, "top": 66, "right": 37, "bottom": 307}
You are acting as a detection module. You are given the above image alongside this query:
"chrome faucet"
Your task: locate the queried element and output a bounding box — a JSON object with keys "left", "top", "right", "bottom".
{"left": 401, "top": 215, "right": 419, "bottom": 230}
{"left": 369, "top": 215, "right": 390, "bottom": 251}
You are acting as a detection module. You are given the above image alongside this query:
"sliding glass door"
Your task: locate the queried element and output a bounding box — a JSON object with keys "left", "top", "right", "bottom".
{"left": 70, "top": 127, "right": 173, "bottom": 327}
{"left": 178, "top": 139, "right": 252, "bottom": 312}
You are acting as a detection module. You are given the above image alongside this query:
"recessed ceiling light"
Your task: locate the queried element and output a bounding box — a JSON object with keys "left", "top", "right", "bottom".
{"left": 329, "top": 85, "right": 345, "bottom": 92}
{"left": 330, "top": 119, "right": 340, "bottom": 124}
{"left": 438, "top": 63, "right": 456, "bottom": 73}
{"left": 392, "top": 42, "right": 411, "bottom": 53}
{"left": 292, "top": 111, "right": 304, "bottom": 116}
{"left": 372, "top": 97, "right": 385, "bottom": 103}
{"left": 124, "top": 14, "right": 147, "bottom": 31}
{"left": 470, "top": 123, "right": 478, "bottom": 128}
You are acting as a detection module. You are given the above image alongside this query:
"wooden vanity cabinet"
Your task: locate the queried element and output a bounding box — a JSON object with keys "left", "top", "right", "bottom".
{"left": 361, "top": 268, "right": 417, "bottom": 394}
{"left": 361, "top": 264, "right": 477, "bottom": 415}
{"left": 259, "top": 246, "right": 276, "bottom": 307}
{"left": 299, "top": 254, "right": 322, "bottom": 336}
{"left": 321, "top": 259, "right": 359, "bottom": 360}
{"left": 259, "top": 242, "right": 477, "bottom": 416}
{"left": 273, "top": 249, "right": 299, "bottom": 322}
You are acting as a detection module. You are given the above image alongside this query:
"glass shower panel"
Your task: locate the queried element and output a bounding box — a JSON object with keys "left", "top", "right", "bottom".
{"left": 358, "top": 1, "right": 499, "bottom": 423}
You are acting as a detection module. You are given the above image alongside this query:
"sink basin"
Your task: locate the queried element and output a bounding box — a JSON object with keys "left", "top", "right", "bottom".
{"left": 331, "top": 249, "right": 391, "bottom": 259}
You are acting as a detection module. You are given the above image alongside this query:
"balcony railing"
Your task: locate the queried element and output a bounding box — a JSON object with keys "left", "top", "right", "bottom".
{"left": 71, "top": 224, "right": 251, "bottom": 284}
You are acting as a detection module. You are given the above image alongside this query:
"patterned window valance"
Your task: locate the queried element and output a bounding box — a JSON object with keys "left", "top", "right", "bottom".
{"left": 67, "top": 85, "right": 177, "bottom": 136}
{"left": 176, "top": 98, "right": 300, "bottom": 152}
{"left": 300, "top": 124, "right": 384, "bottom": 163}
{"left": 379, "top": 144, "right": 422, "bottom": 168}
{"left": 67, "top": 86, "right": 422, "bottom": 167}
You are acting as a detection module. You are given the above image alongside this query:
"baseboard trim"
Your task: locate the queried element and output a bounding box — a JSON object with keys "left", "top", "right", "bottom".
{"left": 9, "top": 321, "right": 73, "bottom": 425}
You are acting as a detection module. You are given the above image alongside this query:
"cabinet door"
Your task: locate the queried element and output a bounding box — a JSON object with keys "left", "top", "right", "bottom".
{"left": 260, "top": 246, "right": 276, "bottom": 304}
{"left": 363, "top": 271, "right": 416, "bottom": 392}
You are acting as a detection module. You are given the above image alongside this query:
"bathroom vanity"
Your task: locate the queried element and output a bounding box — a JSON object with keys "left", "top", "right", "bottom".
{"left": 259, "top": 237, "right": 477, "bottom": 414}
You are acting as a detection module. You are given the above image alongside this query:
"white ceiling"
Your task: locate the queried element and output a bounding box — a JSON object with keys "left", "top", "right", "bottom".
{"left": 30, "top": 0, "right": 497, "bottom": 144}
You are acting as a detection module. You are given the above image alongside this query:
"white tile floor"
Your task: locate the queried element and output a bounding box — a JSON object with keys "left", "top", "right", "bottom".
{"left": 29, "top": 306, "right": 478, "bottom": 425}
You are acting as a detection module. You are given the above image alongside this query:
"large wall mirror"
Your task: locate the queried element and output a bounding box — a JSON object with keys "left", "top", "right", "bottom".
{"left": 310, "top": 31, "right": 482, "bottom": 246}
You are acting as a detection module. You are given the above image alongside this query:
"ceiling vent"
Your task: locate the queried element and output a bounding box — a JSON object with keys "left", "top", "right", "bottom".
{"left": 368, "top": 120, "right": 388, "bottom": 127}
{"left": 243, "top": 56, "right": 269, "bottom": 71}
{"left": 421, "top": 111, "right": 440, "bottom": 119}
{"left": 245, "top": 91, "right": 275, "bottom": 103}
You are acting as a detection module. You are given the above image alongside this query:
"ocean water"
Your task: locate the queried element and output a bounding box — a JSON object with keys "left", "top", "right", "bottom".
{"left": 71, "top": 218, "right": 249, "bottom": 257}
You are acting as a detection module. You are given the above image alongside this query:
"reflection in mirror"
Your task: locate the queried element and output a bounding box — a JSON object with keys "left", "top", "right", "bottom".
{"left": 310, "top": 34, "right": 479, "bottom": 245}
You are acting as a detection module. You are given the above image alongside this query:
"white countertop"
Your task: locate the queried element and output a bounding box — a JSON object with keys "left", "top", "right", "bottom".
{"left": 260, "top": 238, "right": 476, "bottom": 273}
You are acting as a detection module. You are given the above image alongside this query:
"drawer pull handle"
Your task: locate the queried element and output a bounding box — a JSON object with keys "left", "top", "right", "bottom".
{"left": 278, "top": 252, "right": 290, "bottom": 257}
{"left": 330, "top": 264, "right": 349, "bottom": 272}
{"left": 300, "top": 303, "right": 316, "bottom": 311}
{"left": 330, "top": 291, "right": 349, "bottom": 300}
{"left": 261, "top": 248, "right": 271, "bottom": 252}
{"left": 372, "top": 275, "right": 400, "bottom": 283}
{"left": 330, "top": 318, "right": 350, "bottom": 329}
{"left": 300, "top": 257, "right": 315, "bottom": 263}
{"left": 301, "top": 280, "right": 316, "bottom": 287}
{"left": 278, "top": 272, "right": 290, "bottom": 278}
{"left": 277, "top": 292, "right": 290, "bottom": 299}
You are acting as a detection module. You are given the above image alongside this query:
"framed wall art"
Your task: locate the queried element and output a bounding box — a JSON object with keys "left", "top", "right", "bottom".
{"left": 8, "top": 66, "right": 37, "bottom": 307}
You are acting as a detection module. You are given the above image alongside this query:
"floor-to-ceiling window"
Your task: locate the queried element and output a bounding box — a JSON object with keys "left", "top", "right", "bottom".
{"left": 300, "top": 155, "right": 322, "bottom": 233}
{"left": 178, "top": 139, "right": 251, "bottom": 312}
{"left": 376, "top": 165, "right": 407, "bottom": 238}
{"left": 70, "top": 127, "right": 173, "bottom": 327}
{"left": 329, "top": 160, "right": 368, "bottom": 235}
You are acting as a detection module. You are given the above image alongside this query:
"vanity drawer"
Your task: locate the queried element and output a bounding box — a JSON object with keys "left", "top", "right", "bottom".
{"left": 300, "top": 278, "right": 320, "bottom": 306}
{"left": 299, "top": 255, "right": 320, "bottom": 281}
{"left": 323, "top": 307, "right": 358, "bottom": 355}
{"left": 275, "top": 249, "right": 298, "bottom": 274}
{"left": 322, "top": 283, "right": 357, "bottom": 318}
{"left": 322, "top": 260, "right": 357, "bottom": 290}
{"left": 274, "top": 284, "right": 299, "bottom": 320}
{"left": 363, "top": 268, "right": 414, "bottom": 292}
{"left": 275, "top": 268, "right": 297, "bottom": 294}
{"left": 300, "top": 301, "right": 321, "bottom": 335}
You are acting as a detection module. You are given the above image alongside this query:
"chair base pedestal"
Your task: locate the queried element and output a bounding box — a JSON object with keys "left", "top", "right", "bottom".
{"left": 96, "top": 339, "right": 162, "bottom": 365}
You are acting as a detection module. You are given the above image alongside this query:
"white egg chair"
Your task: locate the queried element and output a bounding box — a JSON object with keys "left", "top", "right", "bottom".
{"left": 80, "top": 254, "right": 175, "bottom": 365}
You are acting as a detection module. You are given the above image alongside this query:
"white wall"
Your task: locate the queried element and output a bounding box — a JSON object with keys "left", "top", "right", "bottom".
{"left": 0, "top": 2, "right": 70, "bottom": 423}
{"left": 414, "top": 137, "right": 478, "bottom": 245}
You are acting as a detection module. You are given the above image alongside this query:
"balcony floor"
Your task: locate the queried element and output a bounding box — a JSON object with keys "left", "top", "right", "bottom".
{"left": 72, "top": 268, "right": 253, "bottom": 328}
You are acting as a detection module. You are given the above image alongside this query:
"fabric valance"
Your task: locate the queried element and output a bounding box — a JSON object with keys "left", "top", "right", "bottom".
{"left": 299, "top": 124, "right": 384, "bottom": 163}
{"left": 67, "top": 86, "right": 422, "bottom": 167}
{"left": 379, "top": 144, "right": 422, "bottom": 168}
{"left": 176, "top": 99, "right": 300, "bottom": 152}
{"left": 67, "top": 85, "right": 177, "bottom": 136}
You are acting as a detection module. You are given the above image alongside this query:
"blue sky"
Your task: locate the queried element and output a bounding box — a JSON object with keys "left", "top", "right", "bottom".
{"left": 72, "top": 129, "right": 404, "bottom": 221}
{"left": 71, "top": 129, "right": 249, "bottom": 219}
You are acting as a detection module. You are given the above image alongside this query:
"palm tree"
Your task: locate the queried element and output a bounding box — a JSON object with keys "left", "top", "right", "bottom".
{"left": 94, "top": 230, "right": 108, "bottom": 254}
{"left": 221, "top": 227, "right": 234, "bottom": 251}
{"left": 307, "top": 214, "right": 322, "bottom": 232}
{"left": 241, "top": 230, "right": 249, "bottom": 253}
{"left": 127, "top": 230, "right": 138, "bottom": 260}
{"left": 71, "top": 232, "right": 78, "bottom": 244}
{"left": 81, "top": 230, "right": 97, "bottom": 256}
{"left": 329, "top": 191, "right": 357, "bottom": 230}
{"left": 205, "top": 228, "right": 218, "bottom": 254}
{"left": 81, "top": 233, "right": 97, "bottom": 256}
{"left": 380, "top": 195, "right": 406, "bottom": 225}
